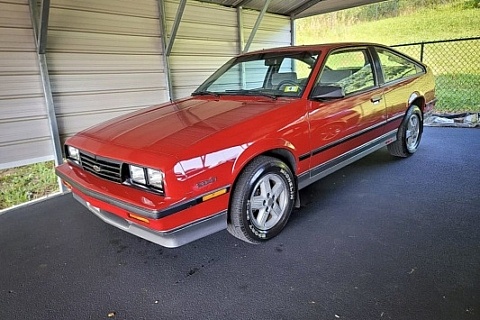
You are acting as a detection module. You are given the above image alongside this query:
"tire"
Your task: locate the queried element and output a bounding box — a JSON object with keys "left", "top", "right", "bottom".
{"left": 388, "top": 105, "right": 423, "bottom": 158}
{"left": 227, "top": 156, "right": 296, "bottom": 244}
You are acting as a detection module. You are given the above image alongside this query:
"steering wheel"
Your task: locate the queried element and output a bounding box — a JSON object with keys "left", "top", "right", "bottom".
{"left": 276, "top": 80, "right": 299, "bottom": 91}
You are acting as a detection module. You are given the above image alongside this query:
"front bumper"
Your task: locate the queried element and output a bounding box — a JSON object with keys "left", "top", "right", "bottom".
{"left": 73, "top": 193, "right": 226, "bottom": 248}
{"left": 56, "top": 163, "right": 230, "bottom": 247}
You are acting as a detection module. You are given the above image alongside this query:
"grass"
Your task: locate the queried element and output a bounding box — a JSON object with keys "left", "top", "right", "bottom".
{"left": 296, "top": 1, "right": 480, "bottom": 113}
{"left": 296, "top": 2, "right": 480, "bottom": 45}
{"left": 0, "top": 161, "right": 59, "bottom": 210}
{"left": 435, "top": 74, "right": 480, "bottom": 111}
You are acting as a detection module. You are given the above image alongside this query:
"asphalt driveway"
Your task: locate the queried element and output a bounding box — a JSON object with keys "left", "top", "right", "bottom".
{"left": 1, "top": 127, "right": 479, "bottom": 320}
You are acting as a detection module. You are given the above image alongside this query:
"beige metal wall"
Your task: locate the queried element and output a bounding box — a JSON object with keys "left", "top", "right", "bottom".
{"left": 47, "top": 0, "right": 168, "bottom": 141}
{"left": 0, "top": 0, "right": 53, "bottom": 169}
{"left": 0, "top": 0, "right": 292, "bottom": 170}
{"left": 243, "top": 10, "right": 291, "bottom": 52}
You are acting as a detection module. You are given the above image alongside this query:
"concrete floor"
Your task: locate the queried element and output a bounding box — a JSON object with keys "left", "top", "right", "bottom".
{"left": 1, "top": 127, "right": 479, "bottom": 320}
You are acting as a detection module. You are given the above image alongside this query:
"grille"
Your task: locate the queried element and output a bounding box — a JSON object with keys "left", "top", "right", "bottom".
{"left": 80, "top": 152, "right": 122, "bottom": 183}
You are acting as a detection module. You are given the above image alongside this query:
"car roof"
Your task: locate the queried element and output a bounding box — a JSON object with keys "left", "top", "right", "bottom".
{"left": 243, "top": 42, "right": 385, "bottom": 56}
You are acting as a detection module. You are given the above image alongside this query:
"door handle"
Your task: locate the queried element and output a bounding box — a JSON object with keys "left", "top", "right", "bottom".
{"left": 371, "top": 95, "right": 382, "bottom": 104}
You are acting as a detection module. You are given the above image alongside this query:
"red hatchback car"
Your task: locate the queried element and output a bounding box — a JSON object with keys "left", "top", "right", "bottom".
{"left": 56, "top": 43, "right": 435, "bottom": 247}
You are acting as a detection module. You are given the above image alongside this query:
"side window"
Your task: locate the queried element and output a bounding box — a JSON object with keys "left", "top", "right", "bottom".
{"left": 376, "top": 48, "right": 424, "bottom": 83}
{"left": 317, "top": 49, "right": 375, "bottom": 95}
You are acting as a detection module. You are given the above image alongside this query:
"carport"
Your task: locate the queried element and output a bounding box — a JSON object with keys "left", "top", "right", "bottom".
{"left": 1, "top": 1, "right": 479, "bottom": 319}
{"left": 1, "top": 0, "right": 386, "bottom": 175}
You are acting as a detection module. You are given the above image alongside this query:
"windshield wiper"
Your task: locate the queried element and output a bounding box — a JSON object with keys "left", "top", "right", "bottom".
{"left": 224, "top": 90, "right": 278, "bottom": 100}
{"left": 191, "top": 91, "right": 220, "bottom": 97}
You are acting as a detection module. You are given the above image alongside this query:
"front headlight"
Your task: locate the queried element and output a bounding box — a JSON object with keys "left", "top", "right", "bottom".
{"left": 128, "top": 165, "right": 164, "bottom": 193}
{"left": 129, "top": 165, "right": 146, "bottom": 185}
{"left": 67, "top": 146, "right": 80, "bottom": 163}
{"left": 147, "top": 168, "right": 164, "bottom": 190}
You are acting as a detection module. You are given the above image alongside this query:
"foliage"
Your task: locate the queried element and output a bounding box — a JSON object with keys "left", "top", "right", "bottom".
{"left": 463, "top": 0, "right": 480, "bottom": 8}
{"left": 296, "top": 0, "right": 479, "bottom": 45}
{"left": 0, "top": 161, "right": 58, "bottom": 210}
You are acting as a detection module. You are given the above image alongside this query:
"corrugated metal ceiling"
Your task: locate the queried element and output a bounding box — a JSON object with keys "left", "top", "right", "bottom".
{"left": 198, "top": 0, "right": 387, "bottom": 19}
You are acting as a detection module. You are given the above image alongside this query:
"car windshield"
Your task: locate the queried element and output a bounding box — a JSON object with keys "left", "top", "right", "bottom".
{"left": 193, "top": 51, "right": 319, "bottom": 98}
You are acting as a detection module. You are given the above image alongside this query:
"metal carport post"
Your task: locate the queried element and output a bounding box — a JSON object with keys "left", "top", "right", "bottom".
{"left": 241, "top": 0, "right": 271, "bottom": 53}
{"left": 157, "top": 0, "right": 187, "bottom": 101}
{"left": 28, "top": 0, "right": 66, "bottom": 192}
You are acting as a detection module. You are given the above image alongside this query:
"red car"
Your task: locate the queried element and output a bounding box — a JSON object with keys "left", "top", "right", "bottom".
{"left": 56, "top": 43, "right": 435, "bottom": 247}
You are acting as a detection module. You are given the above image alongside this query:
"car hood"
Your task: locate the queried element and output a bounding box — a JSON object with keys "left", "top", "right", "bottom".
{"left": 77, "top": 96, "right": 293, "bottom": 158}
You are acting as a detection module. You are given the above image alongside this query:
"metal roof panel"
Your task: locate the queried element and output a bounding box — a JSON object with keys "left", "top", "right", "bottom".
{"left": 197, "top": 0, "right": 387, "bottom": 18}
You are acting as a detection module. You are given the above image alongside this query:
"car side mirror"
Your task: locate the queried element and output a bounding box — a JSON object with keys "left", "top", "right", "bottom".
{"left": 311, "top": 85, "right": 345, "bottom": 100}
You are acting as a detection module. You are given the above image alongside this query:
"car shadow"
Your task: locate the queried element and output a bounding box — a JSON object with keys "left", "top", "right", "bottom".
{"left": 288, "top": 147, "right": 401, "bottom": 225}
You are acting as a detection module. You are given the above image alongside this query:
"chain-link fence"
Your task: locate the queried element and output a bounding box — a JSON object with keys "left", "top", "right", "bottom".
{"left": 392, "top": 37, "right": 480, "bottom": 114}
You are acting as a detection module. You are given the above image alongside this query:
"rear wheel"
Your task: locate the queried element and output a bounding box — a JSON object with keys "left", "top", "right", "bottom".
{"left": 388, "top": 105, "right": 423, "bottom": 157}
{"left": 227, "top": 156, "right": 296, "bottom": 244}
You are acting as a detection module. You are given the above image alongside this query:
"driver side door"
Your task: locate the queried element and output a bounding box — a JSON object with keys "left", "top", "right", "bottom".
{"left": 306, "top": 47, "right": 387, "bottom": 179}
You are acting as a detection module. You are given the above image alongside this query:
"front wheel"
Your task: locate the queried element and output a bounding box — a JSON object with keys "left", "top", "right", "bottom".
{"left": 227, "top": 156, "right": 296, "bottom": 244}
{"left": 388, "top": 105, "right": 423, "bottom": 157}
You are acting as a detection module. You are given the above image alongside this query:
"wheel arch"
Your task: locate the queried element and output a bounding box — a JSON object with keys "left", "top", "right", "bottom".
{"left": 406, "top": 93, "right": 425, "bottom": 135}
{"left": 263, "top": 148, "right": 297, "bottom": 175}
{"left": 408, "top": 92, "right": 426, "bottom": 118}
{"left": 227, "top": 144, "right": 298, "bottom": 222}
{"left": 231, "top": 139, "right": 298, "bottom": 177}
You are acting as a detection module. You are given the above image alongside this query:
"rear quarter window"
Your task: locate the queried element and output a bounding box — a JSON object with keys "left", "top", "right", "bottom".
{"left": 376, "top": 48, "right": 424, "bottom": 83}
